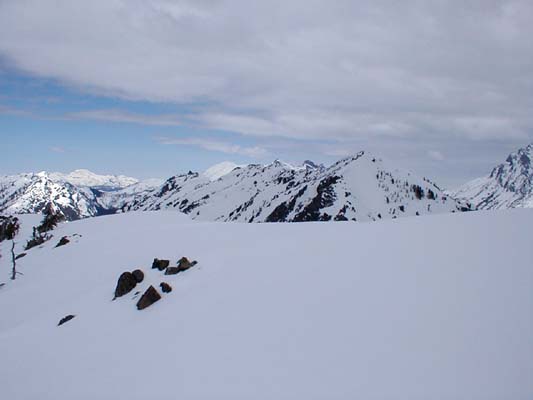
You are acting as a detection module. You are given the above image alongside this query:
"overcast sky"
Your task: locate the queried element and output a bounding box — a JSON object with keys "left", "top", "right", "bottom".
{"left": 1, "top": 0, "right": 532, "bottom": 187}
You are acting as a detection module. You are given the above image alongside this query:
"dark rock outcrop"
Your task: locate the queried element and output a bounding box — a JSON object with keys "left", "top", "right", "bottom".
{"left": 165, "top": 257, "right": 198, "bottom": 275}
{"left": 58, "top": 315, "right": 76, "bottom": 326}
{"left": 164, "top": 266, "right": 180, "bottom": 275}
{"left": 15, "top": 253, "right": 27, "bottom": 260}
{"left": 132, "top": 269, "right": 144, "bottom": 283}
{"left": 177, "top": 257, "right": 197, "bottom": 272}
{"left": 114, "top": 272, "right": 138, "bottom": 299}
{"left": 293, "top": 176, "right": 341, "bottom": 222}
{"left": 55, "top": 236, "right": 70, "bottom": 248}
{"left": 160, "top": 282, "right": 172, "bottom": 293}
{"left": 152, "top": 258, "right": 170, "bottom": 271}
{"left": 136, "top": 286, "right": 162, "bottom": 310}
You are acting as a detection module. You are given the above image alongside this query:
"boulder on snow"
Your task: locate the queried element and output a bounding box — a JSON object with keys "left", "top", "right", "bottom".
{"left": 114, "top": 272, "right": 138, "bottom": 299}
{"left": 160, "top": 282, "right": 172, "bottom": 293}
{"left": 152, "top": 258, "right": 170, "bottom": 271}
{"left": 136, "top": 286, "right": 162, "bottom": 310}
{"left": 178, "top": 257, "right": 198, "bottom": 271}
{"left": 58, "top": 315, "right": 76, "bottom": 326}
{"left": 55, "top": 236, "right": 70, "bottom": 248}
{"left": 165, "top": 257, "right": 198, "bottom": 275}
{"left": 132, "top": 269, "right": 144, "bottom": 283}
{"left": 164, "top": 266, "right": 180, "bottom": 275}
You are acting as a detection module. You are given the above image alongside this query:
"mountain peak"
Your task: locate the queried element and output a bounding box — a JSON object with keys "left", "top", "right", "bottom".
{"left": 203, "top": 161, "right": 244, "bottom": 181}
{"left": 302, "top": 160, "right": 325, "bottom": 171}
{"left": 453, "top": 143, "right": 533, "bottom": 209}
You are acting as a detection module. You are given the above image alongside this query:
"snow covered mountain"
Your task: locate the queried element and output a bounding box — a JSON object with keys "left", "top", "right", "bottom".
{"left": 0, "top": 170, "right": 152, "bottom": 220}
{"left": 119, "top": 151, "right": 471, "bottom": 222}
{"left": 0, "top": 172, "right": 104, "bottom": 220}
{"left": 49, "top": 169, "right": 138, "bottom": 190}
{"left": 203, "top": 161, "right": 245, "bottom": 181}
{"left": 1, "top": 209, "right": 531, "bottom": 399}
{"left": 0, "top": 153, "right": 470, "bottom": 222}
{"left": 452, "top": 143, "right": 533, "bottom": 209}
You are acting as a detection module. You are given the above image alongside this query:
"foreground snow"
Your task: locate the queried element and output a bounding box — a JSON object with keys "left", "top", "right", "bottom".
{"left": 0, "top": 210, "right": 531, "bottom": 399}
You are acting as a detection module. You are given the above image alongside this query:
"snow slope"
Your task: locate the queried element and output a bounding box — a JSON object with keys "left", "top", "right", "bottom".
{"left": 452, "top": 143, "right": 533, "bottom": 209}
{"left": 203, "top": 161, "right": 244, "bottom": 181}
{"left": 121, "top": 151, "right": 471, "bottom": 222}
{"left": 0, "top": 210, "right": 531, "bottom": 399}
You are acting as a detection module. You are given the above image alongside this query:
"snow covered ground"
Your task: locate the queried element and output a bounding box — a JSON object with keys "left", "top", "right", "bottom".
{"left": 0, "top": 210, "right": 531, "bottom": 399}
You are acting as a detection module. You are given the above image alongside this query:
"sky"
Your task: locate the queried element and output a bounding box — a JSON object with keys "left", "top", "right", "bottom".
{"left": 1, "top": 0, "right": 532, "bottom": 188}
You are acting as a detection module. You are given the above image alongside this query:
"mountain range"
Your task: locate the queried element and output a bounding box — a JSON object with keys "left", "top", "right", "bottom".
{"left": 0, "top": 152, "right": 470, "bottom": 222}
{"left": 119, "top": 152, "right": 469, "bottom": 222}
{"left": 4, "top": 143, "right": 533, "bottom": 222}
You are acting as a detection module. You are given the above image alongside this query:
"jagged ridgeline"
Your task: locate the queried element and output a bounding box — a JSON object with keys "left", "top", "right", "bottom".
{"left": 452, "top": 143, "right": 533, "bottom": 210}
{"left": 0, "top": 152, "right": 471, "bottom": 222}
{"left": 119, "top": 152, "right": 471, "bottom": 222}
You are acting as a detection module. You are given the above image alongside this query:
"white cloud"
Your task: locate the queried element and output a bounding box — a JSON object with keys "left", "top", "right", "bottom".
{"left": 0, "top": 0, "right": 532, "bottom": 144}
{"left": 0, "top": 104, "right": 31, "bottom": 116}
{"left": 427, "top": 150, "right": 445, "bottom": 161}
{"left": 67, "top": 109, "right": 183, "bottom": 127}
{"left": 156, "top": 136, "right": 269, "bottom": 158}
{"left": 49, "top": 146, "right": 65, "bottom": 153}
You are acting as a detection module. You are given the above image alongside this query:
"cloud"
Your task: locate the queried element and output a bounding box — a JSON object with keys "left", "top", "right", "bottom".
{"left": 0, "top": 104, "right": 31, "bottom": 117}
{"left": 156, "top": 136, "right": 269, "bottom": 158}
{"left": 427, "top": 150, "right": 445, "bottom": 161}
{"left": 66, "top": 109, "right": 183, "bottom": 126}
{"left": 49, "top": 146, "right": 65, "bottom": 153}
{"left": 0, "top": 0, "right": 532, "bottom": 145}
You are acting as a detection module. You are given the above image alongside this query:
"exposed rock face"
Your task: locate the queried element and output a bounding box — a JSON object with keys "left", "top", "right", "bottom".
{"left": 293, "top": 175, "right": 340, "bottom": 222}
{"left": 152, "top": 259, "right": 170, "bottom": 271}
{"left": 15, "top": 253, "right": 27, "bottom": 260}
{"left": 114, "top": 272, "right": 138, "bottom": 299}
{"left": 58, "top": 315, "right": 76, "bottom": 326}
{"left": 132, "top": 269, "right": 144, "bottom": 283}
{"left": 55, "top": 236, "right": 70, "bottom": 248}
{"left": 136, "top": 286, "right": 162, "bottom": 310}
{"left": 160, "top": 282, "right": 172, "bottom": 293}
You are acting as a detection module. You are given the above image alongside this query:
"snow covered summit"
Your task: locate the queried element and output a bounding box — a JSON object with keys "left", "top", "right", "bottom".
{"left": 452, "top": 143, "right": 533, "bottom": 209}
{"left": 50, "top": 169, "right": 139, "bottom": 190}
